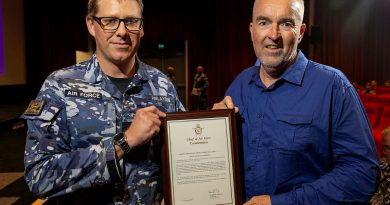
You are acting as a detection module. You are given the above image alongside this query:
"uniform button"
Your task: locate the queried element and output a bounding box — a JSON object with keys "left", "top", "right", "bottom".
{"left": 257, "top": 113, "right": 263, "bottom": 118}
{"left": 247, "top": 166, "right": 252, "bottom": 171}
{"left": 251, "top": 139, "right": 256, "bottom": 144}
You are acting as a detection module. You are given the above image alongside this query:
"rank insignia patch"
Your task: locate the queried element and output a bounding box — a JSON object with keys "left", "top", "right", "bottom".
{"left": 25, "top": 100, "right": 45, "bottom": 116}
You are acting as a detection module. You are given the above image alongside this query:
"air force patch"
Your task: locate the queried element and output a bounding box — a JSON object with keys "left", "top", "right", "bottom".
{"left": 24, "top": 100, "right": 45, "bottom": 116}
{"left": 65, "top": 90, "right": 102, "bottom": 100}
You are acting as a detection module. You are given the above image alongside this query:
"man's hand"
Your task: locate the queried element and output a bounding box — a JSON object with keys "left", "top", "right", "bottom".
{"left": 125, "top": 106, "right": 166, "bottom": 148}
{"left": 243, "top": 195, "right": 271, "bottom": 205}
{"left": 212, "top": 96, "right": 239, "bottom": 113}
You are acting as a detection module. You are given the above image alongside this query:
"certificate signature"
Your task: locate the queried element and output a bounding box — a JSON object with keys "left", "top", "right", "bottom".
{"left": 208, "top": 188, "right": 223, "bottom": 199}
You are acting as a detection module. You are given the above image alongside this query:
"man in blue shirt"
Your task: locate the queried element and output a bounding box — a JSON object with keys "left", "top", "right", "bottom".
{"left": 213, "top": 0, "right": 379, "bottom": 204}
{"left": 22, "top": 0, "right": 184, "bottom": 204}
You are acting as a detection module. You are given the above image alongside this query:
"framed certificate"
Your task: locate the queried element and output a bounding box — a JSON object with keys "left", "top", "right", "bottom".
{"left": 162, "top": 109, "right": 242, "bottom": 205}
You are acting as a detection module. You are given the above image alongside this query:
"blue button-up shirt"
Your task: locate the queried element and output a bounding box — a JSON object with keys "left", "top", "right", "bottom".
{"left": 226, "top": 51, "right": 379, "bottom": 204}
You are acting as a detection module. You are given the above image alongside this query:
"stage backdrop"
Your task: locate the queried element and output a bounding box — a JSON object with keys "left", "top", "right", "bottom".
{"left": 0, "top": 0, "right": 26, "bottom": 86}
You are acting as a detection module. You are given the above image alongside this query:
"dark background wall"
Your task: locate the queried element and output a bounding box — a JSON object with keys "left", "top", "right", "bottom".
{"left": 312, "top": 0, "right": 390, "bottom": 85}
{"left": 3, "top": 0, "right": 389, "bottom": 107}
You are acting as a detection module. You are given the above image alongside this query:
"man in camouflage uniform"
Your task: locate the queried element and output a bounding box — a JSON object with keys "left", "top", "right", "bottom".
{"left": 21, "top": 0, "right": 184, "bottom": 204}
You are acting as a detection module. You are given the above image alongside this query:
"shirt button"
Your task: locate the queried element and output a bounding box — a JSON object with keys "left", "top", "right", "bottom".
{"left": 257, "top": 113, "right": 263, "bottom": 118}
{"left": 251, "top": 139, "right": 256, "bottom": 144}
{"left": 247, "top": 166, "right": 252, "bottom": 171}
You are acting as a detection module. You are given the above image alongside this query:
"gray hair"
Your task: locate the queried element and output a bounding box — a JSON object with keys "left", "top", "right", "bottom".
{"left": 88, "top": 0, "right": 144, "bottom": 16}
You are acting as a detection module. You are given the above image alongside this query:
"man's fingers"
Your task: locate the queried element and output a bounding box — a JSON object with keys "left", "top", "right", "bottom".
{"left": 212, "top": 96, "right": 239, "bottom": 113}
{"left": 143, "top": 105, "right": 166, "bottom": 118}
{"left": 155, "top": 109, "right": 166, "bottom": 118}
{"left": 223, "top": 96, "right": 234, "bottom": 109}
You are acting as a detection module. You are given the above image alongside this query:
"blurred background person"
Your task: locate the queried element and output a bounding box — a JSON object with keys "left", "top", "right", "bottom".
{"left": 363, "top": 81, "right": 378, "bottom": 94}
{"left": 384, "top": 80, "right": 390, "bottom": 88}
{"left": 352, "top": 81, "right": 361, "bottom": 93}
{"left": 191, "top": 65, "right": 209, "bottom": 110}
{"left": 166, "top": 66, "right": 176, "bottom": 86}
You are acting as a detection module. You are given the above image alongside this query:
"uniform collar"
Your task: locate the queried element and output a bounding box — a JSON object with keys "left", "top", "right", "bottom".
{"left": 83, "top": 54, "right": 151, "bottom": 84}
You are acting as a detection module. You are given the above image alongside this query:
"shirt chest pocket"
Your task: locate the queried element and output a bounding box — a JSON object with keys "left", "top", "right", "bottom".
{"left": 275, "top": 114, "right": 313, "bottom": 151}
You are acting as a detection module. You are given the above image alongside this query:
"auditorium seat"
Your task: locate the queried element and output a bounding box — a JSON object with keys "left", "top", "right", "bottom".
{"left": 376, "top": 107, "right": 390, "bottom": 132}
{"left": 358, "top": 92, "right": 368, "bottom": 104}
{"left": 365, "top": 94, "right": 379, "bottom": 104}
{"left": 380, "top": 87, "right": 390, "bottom": 96}
{"left": 372, "top": 107, "right": 390, "bottom": 157}
{"left": 364, "top": 103, "right": 381, "bottom": 129}
{"left": 378, "top": 95, "right": 390, "bottom": 107}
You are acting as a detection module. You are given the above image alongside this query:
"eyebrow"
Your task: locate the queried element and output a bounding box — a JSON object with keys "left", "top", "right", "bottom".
{"left": 255, "top": 16, "right": 296, "bottom": 24}
{"left": 279, "top": 17, "right": 295, "bottom": 23}
{"left": 255, "top": 16, "right": 270, "bottom": 22}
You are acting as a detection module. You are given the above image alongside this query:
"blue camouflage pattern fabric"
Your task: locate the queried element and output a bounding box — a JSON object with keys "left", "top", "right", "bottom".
{"left": 21, "top": 54, "right": 185, "bottom": 205}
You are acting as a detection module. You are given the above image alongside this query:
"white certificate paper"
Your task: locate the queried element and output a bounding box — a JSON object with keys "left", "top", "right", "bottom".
{"left": 166, "top": 116, "right": 236, "bottom": 205}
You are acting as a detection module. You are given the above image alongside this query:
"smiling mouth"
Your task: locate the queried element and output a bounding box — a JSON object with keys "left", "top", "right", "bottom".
{"left": 265, "top": 45, "right": 281, "bottom": 49}
{"left": 113, "top": 43, "right": 130, "bottom": 48}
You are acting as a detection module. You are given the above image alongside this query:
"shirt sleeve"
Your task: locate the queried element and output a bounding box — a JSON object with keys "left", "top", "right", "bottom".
{"left": 22, "top": 77, "right": 113, "bottom": 199}
{"left": 271, "top": 83, "right": 379, "bottom": 204}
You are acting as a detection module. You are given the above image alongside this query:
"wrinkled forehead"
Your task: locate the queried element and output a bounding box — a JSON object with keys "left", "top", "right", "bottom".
{"left": 98, "top": 0, "right": 142, "bottom": 16}
{"left": 253, "top": 0, "right": 304, "bottom": 22}
{"left": 94, "top": 0, "right": 143, "bottom": 15}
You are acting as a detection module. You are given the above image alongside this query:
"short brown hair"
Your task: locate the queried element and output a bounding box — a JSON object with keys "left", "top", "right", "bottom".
{"left": 88, "top": 0, "right": 144, "bottom": 16}
{"left": 383, "top": 126, "right": 390, "bottom": 137}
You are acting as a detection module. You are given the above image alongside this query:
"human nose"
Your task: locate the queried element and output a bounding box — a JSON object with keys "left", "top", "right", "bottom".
{"left": 268, "top": 23, "right": 280, "bottom": 40}
{"left": 116, "top": 20, "right": 128, "bottom": 35}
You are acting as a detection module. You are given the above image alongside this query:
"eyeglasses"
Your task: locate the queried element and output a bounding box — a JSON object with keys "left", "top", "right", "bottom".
{"left": 92, "top": 16, "right": 144, "bottom": 32}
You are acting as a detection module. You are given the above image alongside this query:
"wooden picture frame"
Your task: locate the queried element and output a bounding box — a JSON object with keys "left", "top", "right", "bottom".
{"left": 162, "top": 109, "right": 242, "bottom": 205}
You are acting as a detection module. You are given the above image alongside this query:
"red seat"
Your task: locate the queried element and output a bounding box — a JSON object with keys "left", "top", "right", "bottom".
{"left": 378, "top": 95, "right": 390, "bottom": 107}
{"left": 365, "top": 94, "right": 379, "bottom": 104}
{"left": 373, "top": 129, "right": 383, "bottom": 157}
{"left": 380, "top": 87, "right": 390, "bottom": 96}
{"left": 357, "top": 86, "right": 365, "bottom": 92}
{"left": 372, "top": 107, "right": 390, "bottom": 157}
{"left": 376, "top": 106, "right": 390, "bottom": 132}
{"left": 358, "top": 92, "right": 368, "bottom": 104}
{"left": 364, "top": 103, "right": 381, "bottom": 128}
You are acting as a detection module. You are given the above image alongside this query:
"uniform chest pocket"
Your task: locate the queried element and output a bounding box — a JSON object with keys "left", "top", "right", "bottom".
{"left": 275, "top": 114, "right": 313, "bottom": 151}
{"left": 65, "top": 97, "right": 115, "bottom": 145}
{"left": 149, "top": 95, "right": 175, "bottom": 112}
{"left": 126, "top": 95, "right": 174, "bottom": 113}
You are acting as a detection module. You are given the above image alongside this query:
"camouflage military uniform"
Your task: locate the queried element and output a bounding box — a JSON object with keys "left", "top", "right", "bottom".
{"left": 22, "top": 54, "right": 185, "bottom": 205}
{"left": 370, "top": 159, "right": 390, "bottom": 205}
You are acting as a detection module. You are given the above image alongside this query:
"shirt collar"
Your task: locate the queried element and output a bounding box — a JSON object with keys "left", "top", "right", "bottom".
{"left": 280, "top": 50, "right": 308, "bottom": 86}
{"left": 249, "top": 50, "right": 309, "bottom": 86}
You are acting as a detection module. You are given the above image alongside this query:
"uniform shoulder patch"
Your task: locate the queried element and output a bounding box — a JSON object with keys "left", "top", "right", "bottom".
{"left": 24, "top": 100, "right": 46, "bottom": 116}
